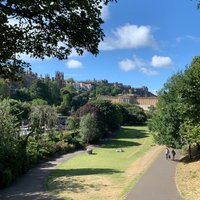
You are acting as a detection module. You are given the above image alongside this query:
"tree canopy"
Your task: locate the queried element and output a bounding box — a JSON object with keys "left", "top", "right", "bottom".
{"left": 149, "top": 56, "right": 200, "bottom": 156}
{"left": 0, "top": 0, "right": 116, "bottom": 79}
{"left": 79, "top": 113, "right": 100, "bottom": 144}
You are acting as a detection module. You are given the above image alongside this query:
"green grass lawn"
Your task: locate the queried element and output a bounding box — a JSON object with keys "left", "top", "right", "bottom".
{"left": 46, "top": 126, "right": 157, "bottom": 200}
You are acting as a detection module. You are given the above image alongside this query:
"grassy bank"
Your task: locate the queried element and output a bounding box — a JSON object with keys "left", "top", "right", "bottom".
{"left": 176, "top": 154, "right": 200, "bottom": 200}
{"left": 46, "top": 126, "right": 162, "bottom": 200}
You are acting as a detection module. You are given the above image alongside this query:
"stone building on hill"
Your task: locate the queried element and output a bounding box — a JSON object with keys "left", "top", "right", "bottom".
{"left": 55, "top": 71, "right": 65, "bottom": 88}
{"left": 100, "top": 94, "right": 158, "bottom": 111}
{"left": 71, "top": 82, "right": 92, "bottom": 91}
{"left": 135, "top": 97, "right": 158, "bottom": 110}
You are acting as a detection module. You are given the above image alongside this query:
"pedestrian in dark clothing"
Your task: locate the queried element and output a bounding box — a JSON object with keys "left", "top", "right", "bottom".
{"left": 171, "top": 149, "right": 176, "bottom": 160}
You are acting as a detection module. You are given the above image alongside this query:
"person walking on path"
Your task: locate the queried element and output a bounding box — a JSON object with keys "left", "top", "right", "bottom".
{"left": 171, "top": 149, "right": 176, "bottom": 160}
{"left": 125, "top": 149, "right": 183, "bottom": 200}
{"left": 165, "top": 147, "right": 170, "bottom": 159}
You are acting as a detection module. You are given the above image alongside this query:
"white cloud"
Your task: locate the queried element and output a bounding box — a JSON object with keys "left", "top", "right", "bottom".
{"left": 66, "top": 59, "right": 83, "bottom": 69}
{"left": 151, "top": 55, "right": 173, "bottom": 67}
{"left": 119, "top": 56, "right": 145, "bottom": 72}
{"left": 119, "top": 55, "right": 158, "bottom": 76}
{"left": 100, "top": 24, "right": 156, "bottom": 50}
{"left": 119, "top": 59, "right": 136, "bottom": 72}
{"left": 139, "top": 67, "right": 159, "bottom": 75}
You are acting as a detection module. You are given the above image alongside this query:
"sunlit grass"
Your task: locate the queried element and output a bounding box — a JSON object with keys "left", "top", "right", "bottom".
{"left": 176, "top": 155, "right": 200, "bottom": 200}
{"left": 47, "top": 126, "right": 160, "bottom": 200}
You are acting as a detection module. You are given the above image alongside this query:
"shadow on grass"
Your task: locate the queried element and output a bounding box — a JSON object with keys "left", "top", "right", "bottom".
{"left": 101, "top": 140, "right": 141, "bottom": 148}
{"left": 117, "top": 127, "right": 148, "bottom": 139}
{"left": 100, "top": 127, "right": 148, "bottom": 149}
{"left": 51, "top": 168, "right": 122, "bottom": 177}
{"left": 179, "top": 153, "right": 200, "bottom": 164}
{"left": 0, "top": 193, "right": 63, "bottom": 200}
{"left": 48, "top": 168, "right": 122, "bottom": 194}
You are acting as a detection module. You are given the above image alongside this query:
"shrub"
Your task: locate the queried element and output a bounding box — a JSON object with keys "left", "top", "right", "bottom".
{"left": 0, "top": 107, "right": 26, "bottom": 188}
{"left": 1, "top": 169, "right": 13, "bottom": 188}
{"left": 90, "top": 99, "right": 123, "bottom": 135}
{"left": 118, "top": 103, "right": 147, "bottom": 125}
{"left": 79, "top": 113, "right": 101, "bottom": 144}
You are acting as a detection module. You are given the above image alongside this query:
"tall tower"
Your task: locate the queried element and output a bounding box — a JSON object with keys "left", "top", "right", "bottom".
{"left": 55, "top": 71, "right": 65, "bottom": 88}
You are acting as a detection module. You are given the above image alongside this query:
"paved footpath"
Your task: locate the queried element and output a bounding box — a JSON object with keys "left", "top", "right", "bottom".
{"left": 0, "top": 150, "right": 84, "bottom": 200}
{"left": 125, "top": 150, "right": 184, "bottom": 200}
{"left": 0, "top": 148, "right": 184, "bottom": 200}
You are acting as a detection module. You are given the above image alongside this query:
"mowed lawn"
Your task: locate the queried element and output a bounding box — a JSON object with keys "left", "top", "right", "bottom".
{"left": 47, "top": 126, "right": 159, "bottom": 200}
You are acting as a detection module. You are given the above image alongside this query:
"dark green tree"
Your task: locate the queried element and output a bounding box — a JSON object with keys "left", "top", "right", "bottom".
{"left": 29, "top": 105, "right": 57, "bottom": 135}
{"left": 48, "top": 81, "right": 61, "bottom": 105}
{"left": 13, "top": 87, "right": 32, "bottom": 102}
{"left": 148, "top": 72, "right": 184, "bottom": 148}
{"left": 0, "top": 78, "right": 10, "bottom": 99}
{"left": 71, "top": 92, "right": 89, "bottom": 111}
{"left": 0, "top": 106, "right": 25, "bottom": 188}
{"left": 0, "top": 98, "right": 31, "bottom": 124}
{"left": 30, "top": 79, "right": 49, "bottom": 101}
{"left": 79, "top": 113, "right": 100, "bottom": 144}
{"left": 91, "top": 99, "right": 122, "bottom": 135}
{"left": 118, "top": 103, "right": 147, "bottom": 126}
{"left": 149, "top": 57, "right": 200, "bottom": 155}
{"left": 0, "top": 0, "right": 116, "bottom": 79}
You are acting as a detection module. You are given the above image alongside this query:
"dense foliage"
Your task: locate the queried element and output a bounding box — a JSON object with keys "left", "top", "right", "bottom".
{"left": 0, "top": 0, "right": 116, "bottom": 80}
{"left": 73, "top": 100, "right": 146, "bottom": 140}
{"left": 0, "top": 107, "right": 24, "bottom": 188}
{"left": 149, "top": 56, "right": 200, "bottom": 157}
{"left": 79, "top": 113, "right": 101, "bottom": 144}
{"left": 90, "top": 99, "right": 123, "bottom": 135}
{"left": 0, "top": 99, "right": 78, "bottom": 188}
{"left": 0, "top": 75, "right": 150, "bottom": 187}
{"left": 118, "top": 103, "right": 147, "bottom": 126}
{"left": 0, "top": 73, "right": 155, "bottom": 117}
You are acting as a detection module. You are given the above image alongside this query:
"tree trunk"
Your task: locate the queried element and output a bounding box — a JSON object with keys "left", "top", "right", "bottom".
{"left": 188, "top": 144, "right": 192, "bottom": 159}
{"left": 196, "top": 142, "right": 200, "bottom": 151}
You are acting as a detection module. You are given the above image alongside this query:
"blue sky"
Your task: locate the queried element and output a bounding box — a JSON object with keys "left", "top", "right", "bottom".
{"left": 21, "top": 0, "right": 200, "bottom": 94}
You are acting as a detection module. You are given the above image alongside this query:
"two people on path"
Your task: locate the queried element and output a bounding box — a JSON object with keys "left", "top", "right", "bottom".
{"left": 171, "top": 149, "right": 176, "bottom": 160}
{"left": 165, "top": 148, "right": 170, "bottom": 159}
{"left": 165, "top": 148, "right": 176, "bottom": 160}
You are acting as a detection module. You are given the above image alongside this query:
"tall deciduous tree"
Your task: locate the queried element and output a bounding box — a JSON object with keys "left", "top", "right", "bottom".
{"left": 149, "top": 72, "right": 185, "bottom": 148}
{"left": 29, "top": 105, "right": 57, "bottom": 135}
{"left": 0, "top": 0, "right": 116, "bottom": 79}
{"left": 30, "top": 79, "right": 49, "bottom": 101}
{"left": 0, "top": 106, "right": 25, "bottom": 188}
{"left": 91, "top": 99, "right": 122, "bottom": 135}
{"left": 149, "top": 57, "right": 200, "bottom": 157}
{"left": 118, "top": 103, "right": 147, "bottom": 125}
{"left": 0, "top": 98, "right": 31, "bottom": 124}
{"left": 79, "top": 113, "right": 100, "bottom": 144}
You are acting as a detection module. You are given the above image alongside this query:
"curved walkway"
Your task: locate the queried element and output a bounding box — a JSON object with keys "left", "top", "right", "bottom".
{"left": 0, "top": 150, "right": 84, "bottom": 200}
{"left": 125, "top": 150, "right": 184, "bottom": 200}
{"left": 0, "top": 149, "right": 184, "bottom": 200}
